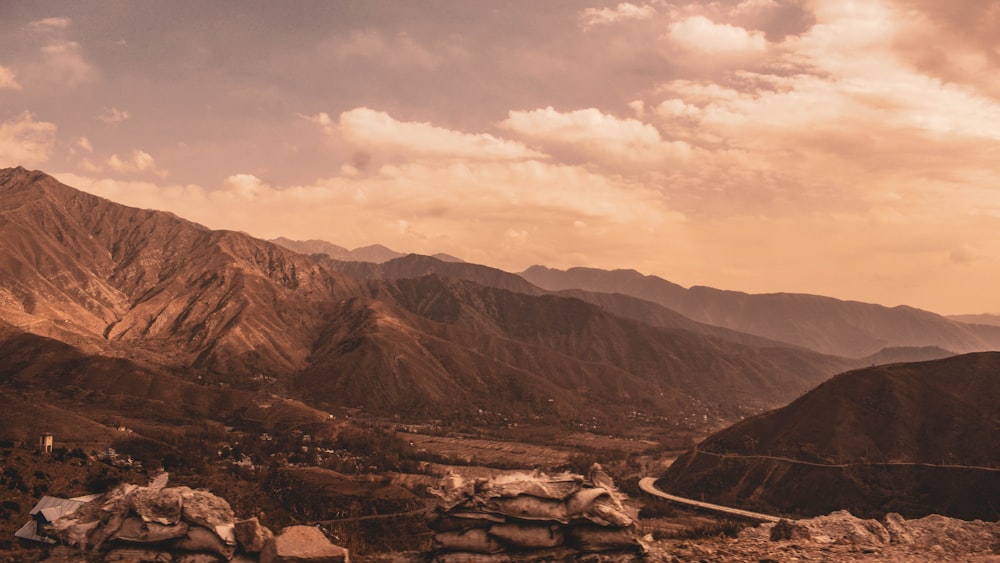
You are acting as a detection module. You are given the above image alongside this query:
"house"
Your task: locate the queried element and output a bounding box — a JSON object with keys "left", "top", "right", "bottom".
{"left": 38, "top": 432, "right": 53, "bottom": 453}
{"left": 14, "top": 494, "right": 100, "bottom": 544}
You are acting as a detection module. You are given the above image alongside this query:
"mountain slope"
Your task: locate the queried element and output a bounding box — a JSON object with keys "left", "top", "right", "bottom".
{"left": 0, "top": 167, "right": 364, "bottom": 381}
{"left": 293, "top": 275, "right": 853, "bottom": 421}
{"left": 318, "top": 254, "right": 798, "bottom": 351}
{"left": 271, "top": 237, "right": 406, "bottom": 263}
{"left": 521, "top": 265, "right": 1000, "bottom": 358}
{"left": 0, "top": 167, "right": 850, "bottom": 425}
{"left": 656, "top": 352, "right": 1000, "bottom": 519}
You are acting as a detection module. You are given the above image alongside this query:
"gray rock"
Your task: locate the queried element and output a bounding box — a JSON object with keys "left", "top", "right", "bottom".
{"left": 235, "top": 517, "right": 274, "bottom": 553}
{"left": 769, "top": 519, "right": 811, "bottom": 541}
{"left": 882, "top": 512, "right": 913, "bottom": 545}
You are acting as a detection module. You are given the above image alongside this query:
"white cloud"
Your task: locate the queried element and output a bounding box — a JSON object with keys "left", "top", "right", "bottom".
{"left": 325, "top": 29, "right": 465, "bottom": 70}
{"left": 667, "top": 16, "right": 767, "bottom": 53}
{"left": 76, "top": 137, "right": 93, "bottom": 153}
{"left": 0, "top": 112, "right": 57, "bottom": 167}
{"left": 223, "top": 173, "right": 268, "bottom": 199}
{"left": 580, "top": 3, "right": 657, "bottom": 29}
{"left": 337, "top": 107, "right": 546, "bottom": 161}
{"left": 30, "top": 17, "right": 72, "bottom": 30}
{"left": 733, "top": 0, "right": 778, "bottom": 13}
{"left": 53, "top": 151, "right": 681, "bottom": 279}
{"left": 106, "top": 149, "right": 168, "bottom": 177}
{"left": 500, "top": 106, "right": 692, "bottom": 166}
{"left": 39, "top": 40, "right": 95, "bottom": 85}
{"left": 298, "top": 111, "right": 335, "bottom": 135}
{"left": 98, "top": 107, "right": 131, "bottom": 124}
{"left": 0, "top": 66, "right": 22, "bottom": 90}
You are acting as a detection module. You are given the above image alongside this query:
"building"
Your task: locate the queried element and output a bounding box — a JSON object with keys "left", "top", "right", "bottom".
{"left": 38, "top": 432, "right": 53, "bottom": 453}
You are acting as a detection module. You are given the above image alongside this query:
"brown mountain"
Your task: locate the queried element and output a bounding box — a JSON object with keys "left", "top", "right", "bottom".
{"left": 316, "top": 254, "right": 805, "bottom": 353}
{"left": 0, "top": 320, "right": 333, "bottom": 447}
{"left": 656, "top": 352, "right": 1000, "bottom": 520}
{"left": 0, "top": 167, "right": 364, "bottom": 384}
{"left": 0, "top": 167, "right": 850, "bottom": 425}
{"left": 948, "top": 313, "right": 1000, "bottom": 328}
{"left": 521, "top": 265, "right": 1000, "bottom": 358}
{"left": 299, "top": 275, "right": 853, "bottom": 419}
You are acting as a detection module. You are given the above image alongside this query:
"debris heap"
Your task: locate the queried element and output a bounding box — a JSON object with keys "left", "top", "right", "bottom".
{"left": 41, "top": 474, "right": 348, "bottom": 562}
{"left": 427, "top": 465, "right": 644, "bottom": 561}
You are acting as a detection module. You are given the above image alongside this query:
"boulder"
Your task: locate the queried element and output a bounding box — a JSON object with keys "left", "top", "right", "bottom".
{"left": 882, "top": 512, "right": 913, "bottom": 545}
{"left": 903, "top": 514, "right": 1000, "bottom": 554}
{"left": 805, "top": 510, "right": 889, "bottom": 545}
{"left": 235, "top": 517, "right": 274, "bottom": 553}
{"left": 769, "top": 519, "right": 812, "bottom": 541}
{"left": 260, "top": 526, "right": 349, "bottom": 563}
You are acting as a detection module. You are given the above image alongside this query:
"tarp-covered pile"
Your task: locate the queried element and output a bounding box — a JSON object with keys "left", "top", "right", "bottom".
{"left": 35, "top": 474, "right": 329, "bottom": 562}
{"left": 427, "top": 465, "right": 644, "bottom": 561}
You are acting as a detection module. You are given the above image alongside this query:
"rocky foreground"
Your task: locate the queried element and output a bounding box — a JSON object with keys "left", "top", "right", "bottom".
{"left": 17, "top": 470, "right": 1000, "bottom": 562}
{"left": 644, "top": 510, "right": 1000, "bottom": 562}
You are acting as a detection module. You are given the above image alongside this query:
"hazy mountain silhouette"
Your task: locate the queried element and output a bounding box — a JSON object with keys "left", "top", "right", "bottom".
{"left": 272, "top": 237, "right": 463, "bottom": 264}
{"left": 948, "top": 313, "right": 1000, "bottom": 327}
{"left": 521, "top": 266, "right": 1000, "bottom": 358}
{"left": 657, "top": 352, "right": 1000, "bottom": 520}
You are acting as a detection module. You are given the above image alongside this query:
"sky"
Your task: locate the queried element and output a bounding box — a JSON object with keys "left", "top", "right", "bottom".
{"left": 1, "top": 1, "right": 999, "bottom": 315}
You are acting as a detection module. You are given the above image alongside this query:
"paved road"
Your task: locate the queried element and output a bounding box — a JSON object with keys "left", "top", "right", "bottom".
{"left": 638, "top": 477, "right": 782, "bottom": 523}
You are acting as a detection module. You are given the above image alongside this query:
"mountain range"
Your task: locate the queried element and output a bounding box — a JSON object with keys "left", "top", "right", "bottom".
{"left": 270, "top": 237, "right": 462, "bottom": 264}
{"left": 3, "top": 166, "right": 998, "bottom": 523}
{"left": 0, "top": 167, "right": 862, "bottom": 438}
{"left": 520, "top": 266, "right": 1000, "bottom": 358}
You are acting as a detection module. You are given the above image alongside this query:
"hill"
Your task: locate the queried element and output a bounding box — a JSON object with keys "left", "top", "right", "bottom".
{"left": 656, "top": 352, "right": 1000, "bottom": 520}
{"left": 271, "top": 237, "right": 404, "bottom": 263}
{"left": 0, "top": 167, "right": 854, "bottom": 427}
{"left": 318, "top": 254, "right": 799, "bottom": 352}
{"left": 521, "top": 265, "right": 1000, "bottom": 358}
{"left": 948, "top": 313, "right": 1000, "bottom": 327}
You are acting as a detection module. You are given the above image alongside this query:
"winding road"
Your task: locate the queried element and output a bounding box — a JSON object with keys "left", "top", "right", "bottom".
{"left": 638, "top": 477, "right": 782, "bottom": 523}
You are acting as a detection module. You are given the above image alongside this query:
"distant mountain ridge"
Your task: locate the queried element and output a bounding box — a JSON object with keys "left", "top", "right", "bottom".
{"left": 521, "top": 265, "right": 1000, "bottom": 358}
{"left": 0, "top": 167, "right": 852, "bottom": 428}
{"left": 271, "top": 237, "right": 462, "bottom": 264}
{"left": 948, "top": 313, "right": 1000, "bottom": 327}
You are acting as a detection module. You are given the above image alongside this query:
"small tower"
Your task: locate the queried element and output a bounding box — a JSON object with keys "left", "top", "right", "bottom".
{"left": 39, "top": 432, "right": 53, "bottom": 453}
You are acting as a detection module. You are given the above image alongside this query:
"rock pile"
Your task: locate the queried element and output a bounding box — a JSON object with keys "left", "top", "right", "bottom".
{"left": 42, "top": 474, "right": 348, "bottom": 562}
{"left": 647, "top": 509, "right": 1000, "bottom": 562}
{"left": 427, "top": 465, "right": 644, "bottom": 561}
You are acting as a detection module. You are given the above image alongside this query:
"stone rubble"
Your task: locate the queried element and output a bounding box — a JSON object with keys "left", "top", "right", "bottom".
{"left": 644, "top": 509, "right": 1000, "bottom": 562}
{"left": 426, "top": 465, "right": 645, "bottom": 561}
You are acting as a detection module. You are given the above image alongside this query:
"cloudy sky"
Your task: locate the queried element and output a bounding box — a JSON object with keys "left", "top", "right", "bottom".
{"left": 1, "top": 1, "right": 999, "bottom": 314}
